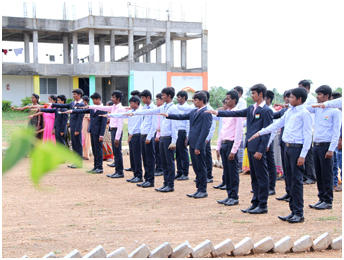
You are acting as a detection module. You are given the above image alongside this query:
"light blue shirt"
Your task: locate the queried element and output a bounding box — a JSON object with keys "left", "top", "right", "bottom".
{"left": 132, "top": 102, "right": 157, "bottom": 140}
{"left": 324, "top": 98, "right": 342, "bottom": 109}
{"left": 176, "top": 103, "right": 190, "bottom": 137}
{"left": 133, "top": 102, "right": 179, "bottom": 144}
{"left": 108, "top": 109, "right": 142, "bottom": 135}
{"left": 304, "top": 106, "right": 342, "bottom": 152}
{"left": 259, "top": 104, "right": 313, "bottom": 158}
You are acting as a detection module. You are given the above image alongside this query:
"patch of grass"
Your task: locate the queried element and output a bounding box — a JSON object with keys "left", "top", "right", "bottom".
{"left": 2, "top": 111, "right": 28, "bottom": 143}
{"left": 317, "top": 216, "right": 339, "bottom": 221}
{"left": 233, "top": 220, "right": 254, "bottom": 224}
{"left": 75, "top": 203, "right": 83, "bottom": 206}
{"left": 156, "top": 220, "right": 160, "bottom": 223}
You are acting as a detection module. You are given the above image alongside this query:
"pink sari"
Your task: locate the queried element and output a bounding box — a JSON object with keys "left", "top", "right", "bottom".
{"left": 42, "top": 106, "right": 56, "bottom": 144}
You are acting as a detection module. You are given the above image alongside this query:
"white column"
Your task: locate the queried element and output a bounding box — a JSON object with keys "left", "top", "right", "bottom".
{"left": 24, "top": 33, "right": 30, "bottom": 63}
{"left": 165, "top": 21, "right": 171, "bottom": 70}
{"left": 170, "top": 40, "right": 174, "bottom": 67}
{"left": 99, "top": 36, "right": 105, "bottom": 62}
{"left": 63, "top": 34, "right": 69, "bottom": 64}
{"left": 134, "top": 41, "right": 140, "bottom": 62}
{"left": 145, "top": 32, "right": 151, "bottom": 63}
{"left": 89, "top": 29, "right": 95, "bottom": 62}
{"left": 201, "top": 30, "right": 208, "bottom": 71}
{"left": 33, "top": 31, "right": 38, "bottom": 64}
{"left": 128, "top": 18, "right": 134, "bottom": 61}
{"left": 110, "top": 30, "right": 115, "bottom": 62}
{"left": 156, "top": 46, "right": 162, "bottom": 63}
{"left": 181, "top": 40, "right": 187, "bottom": 69}
{"left": 73, "top": 32, "right": 78, "bottom": 64}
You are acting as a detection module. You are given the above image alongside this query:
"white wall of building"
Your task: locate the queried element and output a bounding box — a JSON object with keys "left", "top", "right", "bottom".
{"left": 133, "top": 71, "right": 167, "bottom": 96}
{"left": 171, "top": 76, "right": 203, "bottom": 95}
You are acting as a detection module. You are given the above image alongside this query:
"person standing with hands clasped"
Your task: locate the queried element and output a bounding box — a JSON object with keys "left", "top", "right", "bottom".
{"left": 206, "top": 84, "right": 273, "bottom": 214}
{"left": 248, "top": 87, "right": 312, "bottom": 223}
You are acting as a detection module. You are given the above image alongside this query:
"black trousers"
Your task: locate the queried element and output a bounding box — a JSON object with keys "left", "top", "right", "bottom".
{"left": 304, "top": 143, "right": 316, "bottom": 182}
{"left": 205, "top": 141, "right": 213, "bottom": 179}
{"left": 285, "top": 146, "right": 304, "bottom": 216}
{"left": 55, "top": 128, "right": 66, "bottom": 146}
{"left": 220, "top": 142, "right": 239, "bottom": 200}
{"left": 247, "top": 150, "right": 269, "bottom": 208}
{"left": 176, "top": 130, "right": 189, "bottom": 177}
{"left": 190, "top": 147, "right": 207, "bottom": 193}
{"left": 71, "top": 130, "right": 83, "bottom": 158}
{"left": 280, "top": 142, "right": 290, "bottom": 196}
{"left": 110, "top": 128, "right": 123, "bottom": 174}
{"left": 90, "top": 134, "right": 103, "bottom": 169}
{"left": 314, "top": 145, "right": 334, "bottom": 203}
{"left": 267, "top": 140, "right": 277, "bottom": 191}
{"left": 141, "top": 135, "right": 155, "bottom": 183}
{"left": 159, "top": 137, "right": 175, "bottom": 188}
{"left": 154, "top": 133, "right": 163, "bottom": 172}
{"left": 129, "top": 134, "right": 143, "bottom": 179}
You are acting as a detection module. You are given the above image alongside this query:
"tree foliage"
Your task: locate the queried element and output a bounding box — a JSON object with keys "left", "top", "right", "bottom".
{"left": 209, "top": 86, "right": 229, "bottom": 109}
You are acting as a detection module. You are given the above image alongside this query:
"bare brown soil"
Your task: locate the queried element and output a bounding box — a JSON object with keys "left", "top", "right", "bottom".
{"left": 2, "top": 155, "right": 342, "bottom": 258}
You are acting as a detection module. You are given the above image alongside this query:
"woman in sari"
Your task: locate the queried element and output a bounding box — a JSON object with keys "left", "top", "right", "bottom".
{"left": 103, "top": 101, "right": 114, "bottom": 161}
{"left": 81, "top": 96, "right": 91, "bottom": 160}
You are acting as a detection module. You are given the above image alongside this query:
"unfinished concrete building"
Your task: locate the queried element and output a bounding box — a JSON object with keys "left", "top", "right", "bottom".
{"left": 2, "top": 4, "right": 208, "bottom": 105}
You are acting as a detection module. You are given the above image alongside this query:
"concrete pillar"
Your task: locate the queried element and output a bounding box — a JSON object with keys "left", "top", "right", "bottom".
{"left": 73, "top": 32, "right": 78, "bottom": 64}
{"left": 99, "top": 36, "right": 105, "bottom": 62}
{"left": 145, "top": 32, "right": 151, "bottom": 63}
{"left": 73, "top": 76, "right": 79, "bottom": 89}
{"left": 156, "top": 46, "right": 162, "bottom": 63}
{"left": 89, "top": 75, "right": 96, "bottom": 105}
{"left": 63, "top": 2, "right": 67, "bottom": 20}
{"left": 89, "top": 29, "right": 95, "bottom": 62}
{"left": 128, "top": 33, "right": 134, "bottom": 61}
{"left": 165, "top": 21, "right": 171, "bottom": 70}
{"left": 33, "top": 31, "right": 38, "bottom": 64}
{"left": 33, "top": 76, "right": 40, "bottom": 94}
{"left": 202, "top": 30, "right": 208, "bottom": 71}
{"left": 170, "top": 40, "right": 174, "bottom": 67}
{"left": 68, "top": 42, "right": 72, "bottom": 64}
{"left": 63, "top": 34, "right": 69, "bottom": 64}
{"left": 110, "top": 30, "right": 115, "bottom": 62}
{"left": 134, "top": 41, "right": 140, "bottom": 62}
{"left": 181, "top": 40, "right": 187, "bottom": 69}
{"left": 24, "top": 33, "right": 30, "bottom": 63}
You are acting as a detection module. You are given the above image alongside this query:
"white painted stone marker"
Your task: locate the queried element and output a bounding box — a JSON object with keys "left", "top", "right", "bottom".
{"left": 149, "top": 242, "right": 173, "bottom": 258}
{"left": 43, "top": 252, "right": 57, "bottom": 258}
{"left": 63, "top": 249, "right": 82, "bottom": 258}
{"left": 292, "top": 235, "right": 313, "bottom": 253}
{"left": 191, "top": 239, "right": 216, "bottom": 258}
{"left": 253, "top": 237, "right": 274, "bottom": 254}
{"left": 107, "top": 247, "right": 129, "bottom": 258}
{"left": 128, "top": 244, "right": 151, "bottom": 258}
{"left": 273, "top": 236, "right": 293, "bottom": 253}
{"left": 170, "top": 241, "right": 193, "bottom": 258}
{"left": 214, "top": 239, "right": 235, "bottom": 256}
{"left": 312, "top": 233, "right": 332, "bottom": 251}
{"left": 232, "top": 237, "right": 254, "bottom": 256}
{"left": 330, "top": 236, "right": 342, "bottom": 250}
{"left": 83, "top": 245, "right": 107, "bottom": 258}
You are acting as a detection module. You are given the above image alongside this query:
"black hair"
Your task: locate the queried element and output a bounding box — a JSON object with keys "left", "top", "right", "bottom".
{"left": 156, "top": 93, "right": 163, "bottom": 99}
{"left": 195, "top": 90, "right": 210, "bottom": 103}
{"left": 111, "top": 90, "right": 123, "bottom": 101}
{"left": 72, "top": 88, "right": 84, "bottom": 97}
{"left": 233, "top": 86, "right": 244, "bottom": 95}
{"left": 140, "top": 89, "right": 152, "bottom": 99}
{"left": 266, "top": 90, "right": 275, "bottom": 102}
{"left": 90, "top": 92, "right": 102, "bottom": 100}
{"left": 131, "top": 90, "right": 141, "bottom": 96}
{"left": 332, "top": 92, "right": 342, "bottom": 100}
{"left": 49, "top": 94, "right": 57, "bottom": 102}
{"left": 161, "top": 87, "right": 175, "bottom": 99}
{"left": 106, "top": 101, "right": 113, "bottom": 106}
{"left": 177, "top": 90, "right": 188, "bottom": 100}
{"left": 192, "top": 92, "right": 207, "bottom": 104}
{"left": 129, "top": 96, "right": 141, "bottom": 105}
{"left": 226, "top": 90, "right": 239, "bottom": 105}
{"left": 82, "top": 95, "right": 89, "bottom": 103}
{"left": 250, "top": 83, "right": 267, "bottom": 98}
{"left": 283, "top": 90, "right": 291, "bottom": 98}
{"left": 299, "top": 80, "right": 311, "bottom": 90}
{"left": 32, "top": 93, "right": 40, "bottom": 104}
{"left": 57, "top": 94, "right": 67, "bottom": 104}
{"left": 315, "top": 85, "right": 332, "bottom": 99}
{"left": 291, "top": 87, "right": 308, "bottom": 103}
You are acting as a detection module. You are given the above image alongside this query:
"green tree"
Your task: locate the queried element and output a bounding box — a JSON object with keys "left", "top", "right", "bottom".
{"left": 209, "top": 86, "right": 229, "bottom": 109}
{"left": 272, "top": 88, "right": 284, "bottom": 104}
{"left": 334, "top": 87, "right": 342, "bottom": 94}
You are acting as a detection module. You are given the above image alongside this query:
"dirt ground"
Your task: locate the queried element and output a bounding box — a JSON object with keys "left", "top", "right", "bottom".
{"left": 2, "top": 154, "right": 342, "bottom": 258}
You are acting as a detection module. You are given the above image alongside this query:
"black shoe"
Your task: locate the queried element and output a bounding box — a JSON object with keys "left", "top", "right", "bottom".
{"left": 276, "top": 177, "right": 283, "bottom": 181}
{"left": 106, "top": 173, "right": 117, "bottom": 178}
{"left": 177, "top": 175, "right": 189, "bottom": 181}
{"left": 130, "top": 177, "right": 143, "bottom": 183}
{"left": 241, "top": 205, "right": 257, "bottom": 213}
{"left": 68, "top": 163, "right": 79, "bottom": 169}
{"left": 219, "top": 185, "right": 227, "bottom": 190}
{"left": 187, "top": 191, "right": 199, "bottom": 197}
{"left": 213, "top": 183, "right": 225, "bottom": 189}
{"left": 287, "top": 215, "right": 304, "bottom": 223}
{"left": 193, "top": 179, "right": 197, "bottom": 182}
{"left": 224, "top": 198, "right": 239, "bottom": 206}
{"left": 278, "top": 213, "right": 294, "bottom": 221}
{"left": 285, "top": 197, "right": 290, "bottom": 202}
{"left": 304, "top": 179, "right": 316, "bottom": 185}
{"left": 93, "top": 169, "right": 103, "bottom": 174}
{"left": 217, "top": 198, "right": 229, "bottom": 204}
{"left": 175, "top": 174, "right": 182, "bottom": 179}
{"left": 86, "top": 168, "right": 97, "bottom": 173}
{"left": 124, "top": 168, "right": 133, "bottom": 171}
{"left": 276, "top": 193, "right": 290, "bottom": 201}
{"left": 111, "top": 173, "right": 124, "bottom": 178}
{"left": 126, "top": 176, "right": 135, "bottom": 182}
{"left": 309, "top": 200, "right": 323, "bottom": 208}
{"left": 137, "top": 181, "right": 147, "bottom": 187}
{"left": 314, "top": 202, "right": 332, "bottom": 210}
{"left": 248, "top": 206, "right": 268, "bottom": 214}
{"left": 269, "top": 190, "right": 276, "bottom": 196}
{"left": 107, "top": 163, "right": 116, "bottom": 167}
{"left": 155, "top": 185, "right": 167, "bottom": 192}
{"left": 141, "top": 181, "right": 154, "bottom": 188}
{"left": 160, "top": 186, "right": 174, "bottom": 193}
{"left": 155, "top": 171, "right": 164, "bottom": 176}
{"left": 194, "top": 192, "right": 208, "bottom": 198}
{"left": 250, "top": 190, "right": 253, "bottom": 193}
{"left": 207, "top": 178, "right": 213, "bottom": 183}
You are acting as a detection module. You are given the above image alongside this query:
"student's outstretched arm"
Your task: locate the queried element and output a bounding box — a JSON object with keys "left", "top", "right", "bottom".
{"left": 72, "top": 109, "right": 91, "bottom": 114}
{"left": 312, "top": 98, "right": 342, "bottom": 109}
{"left": 28, "top": 112, "right": 43, "bottom": 118}
{"left": 206, "top": 108, "right": 249, "bottom": 117}
{"left": 163, "top": 112, "right": 191, "bottom": 120}
{"left": 88, "top": 105, "right": 112, "bottom": 112}
{"left": 52, "top": 103, "right": 72, "bottom": 109}
{"left": 132, "top": 107, "right": 160, "bottom": 116}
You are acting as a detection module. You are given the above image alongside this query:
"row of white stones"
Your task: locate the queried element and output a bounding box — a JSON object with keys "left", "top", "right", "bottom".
{"left": 22, "top": 233, "right": 342, "bottom": 258}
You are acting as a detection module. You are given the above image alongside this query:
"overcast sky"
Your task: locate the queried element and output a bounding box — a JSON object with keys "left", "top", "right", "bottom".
{"left": 2, "top": 0, "right": 343, "bottom": 95}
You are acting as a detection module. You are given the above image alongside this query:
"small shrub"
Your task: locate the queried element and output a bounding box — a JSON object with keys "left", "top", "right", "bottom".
{"left": 2, "top": 100, "right": 12, "bottom": 112}
{"left": 21, "top": 96, "right": 32, "bottom": 107}
{"left": 66, "top": 98, "right": 73, "bottom": 104}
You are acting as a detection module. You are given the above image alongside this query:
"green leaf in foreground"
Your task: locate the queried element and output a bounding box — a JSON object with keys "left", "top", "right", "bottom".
{"left": 2, "top": 127, "right": 36, "bottom": 174}
{"left": 30, "top": 141, "right": 82, "bottom": 185}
